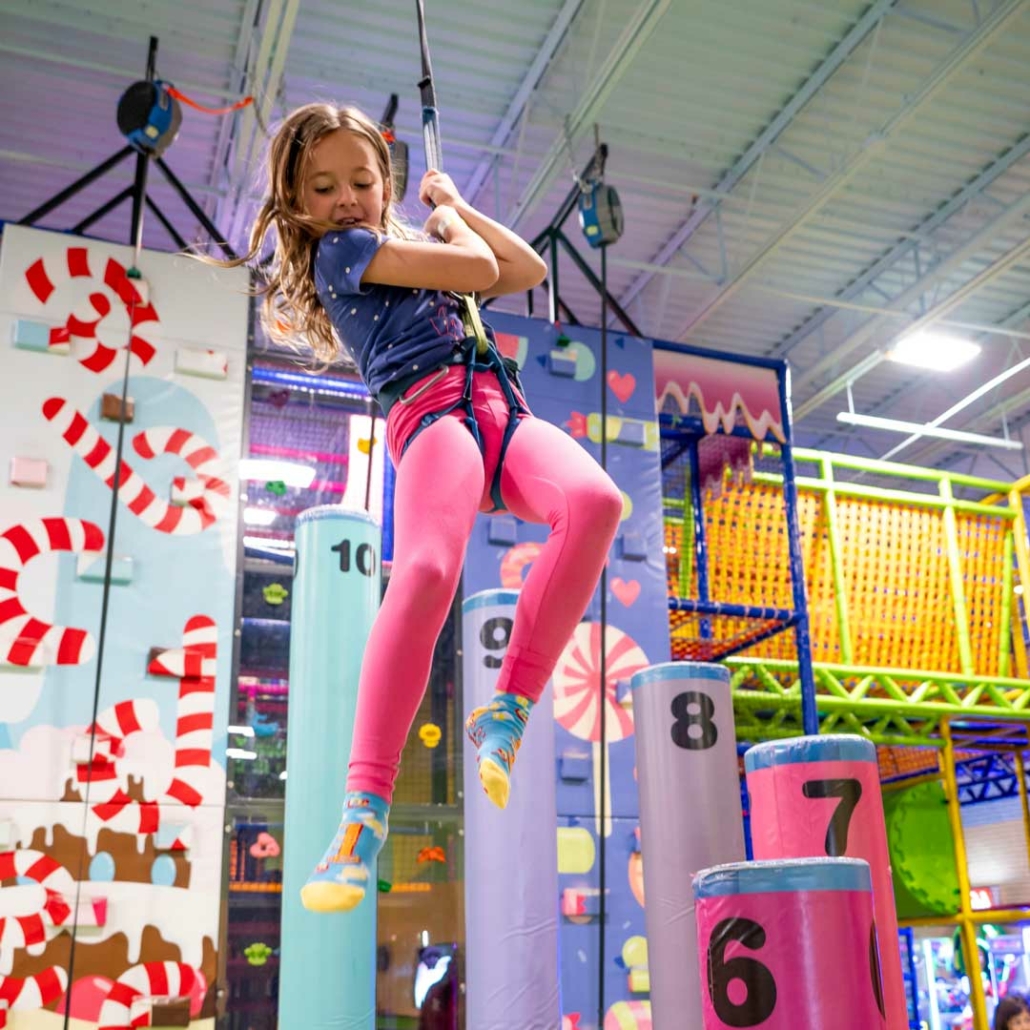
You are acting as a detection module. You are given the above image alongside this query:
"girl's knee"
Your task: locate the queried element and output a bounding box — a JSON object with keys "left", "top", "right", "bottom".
{"left": 581, "top": 474, "right": 624, "bottom": 531}
{"left": 394, "top": 553, "right": 462, "bottom": 608}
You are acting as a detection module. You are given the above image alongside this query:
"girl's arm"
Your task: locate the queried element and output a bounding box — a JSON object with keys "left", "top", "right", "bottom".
{"left": 420, "top": 171, "right": 547, "bottom": 299}
{"left": 360, "top": 204, "right": 499, "bottom": 294}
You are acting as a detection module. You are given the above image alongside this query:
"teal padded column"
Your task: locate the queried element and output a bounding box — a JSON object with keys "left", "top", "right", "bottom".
{"left": 279, "top": 506, "right": 381, "bottom": 1029}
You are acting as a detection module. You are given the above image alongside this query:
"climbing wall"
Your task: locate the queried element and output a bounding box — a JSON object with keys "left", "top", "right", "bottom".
{"left": 0, "top": 224, "right": 247, "bottom": 1027}
{"left": 464, "top": 312, "right": 670, "bottom": 1028}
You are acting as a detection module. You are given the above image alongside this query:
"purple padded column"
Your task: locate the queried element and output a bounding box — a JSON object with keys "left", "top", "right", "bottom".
{"left": 630, "top": 661, "right": 746, "bottom": 1030}
{"left": 462, "top": 589, "right": 560, "bottom": 1030}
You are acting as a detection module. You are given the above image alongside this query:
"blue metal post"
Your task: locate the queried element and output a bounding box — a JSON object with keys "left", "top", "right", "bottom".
{"left": 777, "top": 362, "right": 818, "bottom": 735}
{"left": 687, "top": 435, "right": 712, "bottom": 640}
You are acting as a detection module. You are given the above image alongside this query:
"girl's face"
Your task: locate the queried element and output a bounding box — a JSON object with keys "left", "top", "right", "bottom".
{"left": 1009, "top": 1010, "right": 1030, "bottom": 1030}
{"left": 301, "top": 129, "right": 389, "bottom": 231}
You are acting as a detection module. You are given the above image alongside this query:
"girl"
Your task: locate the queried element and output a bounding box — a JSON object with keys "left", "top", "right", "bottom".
{"left": 995, "top": 996, "right": 1030, "bottom": 1030}
{"left": 236, "top": 103, "right": 622, "bottom": 913}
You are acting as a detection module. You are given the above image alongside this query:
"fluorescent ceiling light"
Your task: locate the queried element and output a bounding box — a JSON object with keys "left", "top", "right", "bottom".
{"left": 243, "top": 507, "right": 278, "bottom": 527}
{"left": 239, "top": 458, "right": 315, "bottom": 488}
{"left": 226, "top": 748, "right": 257, "bottom": 761}
{"left": 888, "top": 331, "right": 980, "bottom": 372}
{"left": 837, "top": 412, "right": 1021, "bottom": 451}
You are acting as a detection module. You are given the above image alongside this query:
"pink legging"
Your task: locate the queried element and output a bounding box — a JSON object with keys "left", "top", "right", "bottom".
{"left": 347, "top": 364, "right": 623, "bottom": 802}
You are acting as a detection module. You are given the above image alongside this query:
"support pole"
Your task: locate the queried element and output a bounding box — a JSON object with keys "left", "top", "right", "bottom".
{"left": 940, "top": 718, "right": 989, "bottom": 1030}
{"left": 19, "top": 147, "right": 134, "bottom": 226}
{"left": 1016, "top": 748, "right": 1030, "bottom": 872}
{"left": 940, "top": 479, "right": 976, "bottom": 676}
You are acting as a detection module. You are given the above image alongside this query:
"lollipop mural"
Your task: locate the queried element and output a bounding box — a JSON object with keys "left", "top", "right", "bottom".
{"left": 553, "top": 622, "right": 648, "bottom": 834}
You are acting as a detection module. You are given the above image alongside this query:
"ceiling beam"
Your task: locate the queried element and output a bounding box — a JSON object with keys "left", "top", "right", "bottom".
{"left": 210, "top": 0, "right": 263, "bottom": 227}
{"left": 0, "top": 43, "right": 250, "bottom": 104}
{"left": 226, "top": 0, "right": 303, "bottom": 245}
{"left": 792, "top": 189, "right": 1030, "bottom": 421}
{"left": 505, "top": 0, "right": 672, "bottom": 232}
{"left": 674, "top": 0, "right": 1028, "bottom": 341}
{"left": 463, "top": 0, "right": 587, "bottom": 208}
{"left": 772, "top": 129, "right": 1030, "bottom": 361}
{"left": 615, "top": 0, "right": 899, "bottom": 313}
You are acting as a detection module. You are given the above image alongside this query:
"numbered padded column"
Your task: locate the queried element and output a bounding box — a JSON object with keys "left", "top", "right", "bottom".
{"left": 693, "top": 857, "right": 886, "bottom": 1030}
{"left": 744, "top": 735, "right": 905, "bottom": 1030}
{"left": 280, "top": 507, "right": 382, "bottom": 1028}
{"left": 629, "top": 662, "right": 746, "bottom": 1030}
{"left": 462, "top": 589, "right": 560, "bottom": 1030}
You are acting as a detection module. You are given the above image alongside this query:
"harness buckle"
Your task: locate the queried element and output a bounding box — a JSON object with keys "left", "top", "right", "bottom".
{"left": 397, "top": 364, "right": 450, "bottom": 406}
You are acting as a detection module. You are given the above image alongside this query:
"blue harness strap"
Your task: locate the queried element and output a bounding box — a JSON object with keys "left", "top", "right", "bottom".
{"left": 395, "top": 341, "right": 528, "bottom": 514}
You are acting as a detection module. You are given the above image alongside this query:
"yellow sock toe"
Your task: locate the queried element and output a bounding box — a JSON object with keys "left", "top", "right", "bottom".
{"left": 478, "top": 757, "right": 510, "bottom": 810}
{"left": 300, "top": 880, "right": 366, "bottom": 913}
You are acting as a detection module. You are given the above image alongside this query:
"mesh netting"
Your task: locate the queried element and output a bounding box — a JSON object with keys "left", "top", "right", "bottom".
{"left": 666, "top": 464, "right": 1011, "bottom": 674}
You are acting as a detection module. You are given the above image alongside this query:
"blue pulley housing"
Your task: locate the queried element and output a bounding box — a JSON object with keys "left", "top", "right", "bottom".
{"left": 117, "top": 80, "right": 182, "bottom": 157}
{"left": 578, "top": 181, "right": 624, "bottom": 249}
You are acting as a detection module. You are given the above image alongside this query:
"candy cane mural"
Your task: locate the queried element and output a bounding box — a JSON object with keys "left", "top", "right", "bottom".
{"left": 75, "top": 615, "right": 218, "bottom": 838}
{"left": 0, "top": 967, "right": 68, "bottom": 1027}
{"left": 2, "top": 224, "right": 245, "bottom": 1029}
{"left": 0, "top": 849, "right": 74, "bottom": 950}
{"left": 23, "top": 249, "right": 158, "bottom": 373}
{"left": 0, "top": 517, "right": 103, "bottom": 667}
{"left": 96, "top": 961, "right": 198, "bottom": 1030}
{"left": 150, "top": 615, "right": 217, "bottom": 809}
{"left": 43, "top": 398, "right": 230, "bottom": 534}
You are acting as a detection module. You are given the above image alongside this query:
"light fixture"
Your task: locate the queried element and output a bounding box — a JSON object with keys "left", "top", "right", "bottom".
{"left": 227, "top": 725, "right": 255, "bottom": 737}
{"left": 243, "top": 507, "right": 277, "bottom": 527}
{"left": 888, "top": 330, "right": 980, "bottom": 372}
{"left": 239, "top": 458, "right": 316, "bottom": 488}
{"left": 226, "top": 748, "right": 257, "bottom": 761}
{"left": 836, "top": 412, "right": 1021, "bottom": 451}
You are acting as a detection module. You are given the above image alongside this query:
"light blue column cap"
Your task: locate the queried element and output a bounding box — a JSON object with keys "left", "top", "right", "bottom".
{"left": 744, "top": 734, "right": 876, "bottom": 772}
{"left": 693, "top": 857, "right": 872, "bottom": 897}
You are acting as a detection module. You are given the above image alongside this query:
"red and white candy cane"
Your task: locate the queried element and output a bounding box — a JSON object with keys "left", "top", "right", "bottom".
{"left": 43, "top": 398, "right": 228, "bottom": 534}
{"left": 0, "top": 968, "right": 68, "bottom": 1027}
{"left": 77, "top": 699, "right": 162, "bottom": 834}
{"left": 133, "top": 427, "right": 231, "bottom": 525}
{"left": 0, "top": 517, "right": 103, "bottom": 667}
{"left": 79, "top": 616, "right": 217, "bottom": 834}
{"left": 0, "top": 849, "right": 73, "bottom": 951}
{"left": 97, "top": 961, "right": 197, "bottom": 1030}
{"left": 150, "top": 616, "right": 217, "bottom": 808}
{"left": 24, "top": 248, "right": 157, "bottom": 373}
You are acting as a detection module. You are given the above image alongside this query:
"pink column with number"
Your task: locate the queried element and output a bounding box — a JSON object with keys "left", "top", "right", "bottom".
{"left": 744, "top": 735, "right": 906, "bottom": 1030}
{"left": 693, "top": 857, "right": 886, "bottom": 1030}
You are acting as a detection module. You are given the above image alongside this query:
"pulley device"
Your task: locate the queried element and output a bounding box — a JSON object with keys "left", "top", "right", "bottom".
{"left": 117, "top": 80, "right": 182, "bottom": 157}
{"left": 576, "top": 127, "right": 624, "bottom": 249}
{"left": 117, "top": 79, "right": 254, "bottom": 158}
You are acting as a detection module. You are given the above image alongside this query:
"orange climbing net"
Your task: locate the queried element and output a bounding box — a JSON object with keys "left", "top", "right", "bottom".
{"left": 666, "top": 475, "right": 1013, "bottom": 676}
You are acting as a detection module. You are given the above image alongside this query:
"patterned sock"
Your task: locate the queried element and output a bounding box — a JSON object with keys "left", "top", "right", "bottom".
{"left": 464, "top": 692, "right": 534, "bottom": 810}
{"left": 300, "top": 790, "right": 390, "bottom": 913}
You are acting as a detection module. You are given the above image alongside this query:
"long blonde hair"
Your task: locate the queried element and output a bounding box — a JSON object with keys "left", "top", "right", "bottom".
{"left": 225, "top": 103, "right": 413, "bottom": 364}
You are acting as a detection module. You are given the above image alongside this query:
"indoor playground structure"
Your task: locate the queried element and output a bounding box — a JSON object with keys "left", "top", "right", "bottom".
{"left": 6, "top": 4, "right": 1030, "bottom": 1030}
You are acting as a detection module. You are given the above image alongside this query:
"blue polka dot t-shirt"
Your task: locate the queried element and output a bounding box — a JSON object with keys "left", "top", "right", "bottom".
{"left": 314, "top": 228, "right": 492, "bottom": 398}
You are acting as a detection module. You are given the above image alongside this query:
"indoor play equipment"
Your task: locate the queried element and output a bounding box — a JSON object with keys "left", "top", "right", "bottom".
{"left": 664, "top": 447, "right": 1030, "bottom": 745}
{"left": 630, "top": 661, "right": 745, "bottom": 1030}
{"left": 462, "top": 589, "right": 560, "bottom": 1030}
{"left": 744, "top": 735, "right": 906, "bottom": 1030}
{"left": 279, "top": 507, "right": 381, "bottom": 1028}
{"left": 692, "top": 857, "right": 886, "bottom": 1030}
